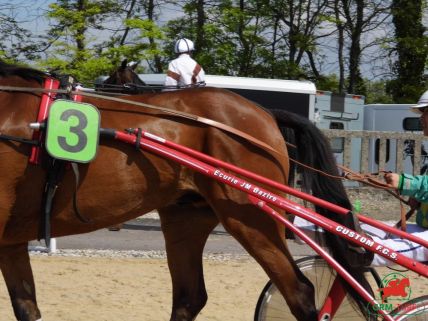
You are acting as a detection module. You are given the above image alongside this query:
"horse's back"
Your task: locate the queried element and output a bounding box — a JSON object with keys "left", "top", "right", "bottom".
{"left": 107, "top": 87, "right": 287, "bottom": 155}
{"left": 0, "top": 84, "right": 289, "bottom": 242}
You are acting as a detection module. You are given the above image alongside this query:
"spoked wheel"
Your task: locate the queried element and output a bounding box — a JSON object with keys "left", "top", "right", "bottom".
{"left": 390, "top": 296, "right": 428, "bottom": 321}
{"left": 254, "top": 255, "right": 382, "bottom": 321}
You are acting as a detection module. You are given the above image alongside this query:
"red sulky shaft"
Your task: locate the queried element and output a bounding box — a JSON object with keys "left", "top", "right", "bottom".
{"left": 134, "top": 129, "right": 428, "bottom": 249}
{"left": 113, "top": 130, "right": 428, "bottom": 277}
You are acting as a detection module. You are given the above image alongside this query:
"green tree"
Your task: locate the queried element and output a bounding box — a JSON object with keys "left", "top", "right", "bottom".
{"left": 0, "top": 3, "right": 46, "bottom": 62}
{"left": 99, "top": 0, "right": 167, "bottom": 73}
{"left": 365, "top": 79, "right": 394, "bottom": 103}
{"left": 40, "top": 0, "right": 119, "bottom": 84}
{"left": 38, "top": 0, "right": 167, "bottom": 84}
{"left": 262, "top": 0, "right": 331, "bottom": 80}
{"left": 388, "top": 0, "right": 428, "bottom": 103}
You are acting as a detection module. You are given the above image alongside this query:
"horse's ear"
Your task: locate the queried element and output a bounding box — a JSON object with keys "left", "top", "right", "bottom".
{"left": 120, "top": 59, "right": 128, "bottom": 70}
{"left": 129, "top": 61, "right": 140, "bottom": 70}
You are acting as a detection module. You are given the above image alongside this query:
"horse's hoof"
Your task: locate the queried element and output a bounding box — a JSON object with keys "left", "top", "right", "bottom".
{"left": 108, "top": 225, "right": 122, "bottom": 231}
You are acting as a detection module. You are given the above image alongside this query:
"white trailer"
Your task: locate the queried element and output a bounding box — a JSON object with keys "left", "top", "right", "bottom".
{"left": 134, "top": 74, "right": 317, "bottom": 120}
{"left": 314, "top": 91, "right": 365, "bottom": 185}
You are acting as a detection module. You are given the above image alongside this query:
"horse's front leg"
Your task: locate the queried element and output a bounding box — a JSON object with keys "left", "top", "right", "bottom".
{"left": 0, "top": 243, "right": 42, "bottom": 321}
{"left": 159, "top": 203, "right": 218, "bottom": 321}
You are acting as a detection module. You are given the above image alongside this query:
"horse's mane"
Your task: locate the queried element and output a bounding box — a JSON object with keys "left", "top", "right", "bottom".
{"left": 0, "top": 60, "right": 46, "bottom": 83}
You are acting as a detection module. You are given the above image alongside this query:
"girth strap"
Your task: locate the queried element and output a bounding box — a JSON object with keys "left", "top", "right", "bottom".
{"left": 38, "top": 160, "right": 91, "bottom": 246}
{"left": 39, "top": 159, "right": 65, "bottom": 247}
{"left": 0, "top": 133, "right": 38, "bottom": 145}
{"left": 70, "top": 162, "right": 91, "bottom": 223}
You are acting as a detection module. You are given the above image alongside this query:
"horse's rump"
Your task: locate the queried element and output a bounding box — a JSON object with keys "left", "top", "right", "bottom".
{"left": 0, "top": 79, "right": 289, "bottom": 243}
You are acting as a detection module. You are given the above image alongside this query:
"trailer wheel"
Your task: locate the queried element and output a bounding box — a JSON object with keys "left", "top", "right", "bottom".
{"left": 254, "top": 255, "right": 381, "bottom": 321}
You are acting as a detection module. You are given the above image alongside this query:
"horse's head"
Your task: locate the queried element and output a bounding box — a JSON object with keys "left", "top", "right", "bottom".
{"left": 102, "top": 59, "right": 147, "bottom": 93}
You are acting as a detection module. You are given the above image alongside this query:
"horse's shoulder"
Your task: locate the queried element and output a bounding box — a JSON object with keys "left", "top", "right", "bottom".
{"left": 199, "top": 87, "right": 274, "bottom": 119}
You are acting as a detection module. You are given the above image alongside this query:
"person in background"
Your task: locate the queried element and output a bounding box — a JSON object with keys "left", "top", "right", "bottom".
{"left": 384, "top": 89, "right": 428, "bottom": 228}
{"left": 369, "top": 90, "right": 428, "bottom": 265}
{"left": 164, "top": 38, "right": 205, "bottom": 88}
{"left": 294, "top": 91, "right": 428, "bottom": 266}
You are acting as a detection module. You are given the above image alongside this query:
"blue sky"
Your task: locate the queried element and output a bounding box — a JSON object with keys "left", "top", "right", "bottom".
{"left": 1, "top": 1, "right": 426, "bottom": 81}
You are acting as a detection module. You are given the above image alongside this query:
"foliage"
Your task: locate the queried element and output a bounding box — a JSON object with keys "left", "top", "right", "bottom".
{"left": 365, "top": 80, "right": 394, "bottom": 104}
{"left": 388, "top": 0, "right": 428, "bottom": 103}
{"left": 0, "top": 0, "right": 426, "bottom": 102}
{"left": 0, "top": 3, "right": 45, "bottom": 61}
{"left": 315, "top": 74, "right": 340, "bottom": 93}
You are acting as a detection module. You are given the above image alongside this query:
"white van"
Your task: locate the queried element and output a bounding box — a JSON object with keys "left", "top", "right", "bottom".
{"left": 136, "top": 74, "right": 317, "bottom": 120}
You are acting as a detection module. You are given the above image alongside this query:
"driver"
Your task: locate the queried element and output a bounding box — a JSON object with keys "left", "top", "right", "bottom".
{"left": 164, "top": 38, "right": 206, "bottom": 88}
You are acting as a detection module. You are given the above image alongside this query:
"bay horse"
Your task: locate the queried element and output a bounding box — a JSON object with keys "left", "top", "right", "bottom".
{"left": 97, "top": 59, "right": 149, "bottom": 94}
{"left": 0, "top": 60, "right": 372, "bottom": 321}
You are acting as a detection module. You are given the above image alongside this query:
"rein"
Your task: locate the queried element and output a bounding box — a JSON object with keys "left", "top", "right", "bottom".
{"left": 1, "top": 84, "right": 407, "bottom": 193}
{"left": 286, "top": 140, "right": 412, "bottom": 232}
{"left": 0, "top": 84, "right": 412, "bottom": 232}
{"left": 0, "top": 85, "right": 279, "bottom": 156}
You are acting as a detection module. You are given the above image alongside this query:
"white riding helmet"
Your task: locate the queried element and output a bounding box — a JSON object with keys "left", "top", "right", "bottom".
{"left": 411, "top": 90, "right": 428, "bottom": 114}
{"left": 174, "top": 38, "right": 195, "bottom": 54}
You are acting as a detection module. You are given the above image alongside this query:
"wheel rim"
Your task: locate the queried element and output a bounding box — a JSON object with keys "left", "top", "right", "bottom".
{"left": 391, "top": 296, "right": 428, "bottom": 321}
{"left": 255, "top": 257, "right": 369, "bottom": 321}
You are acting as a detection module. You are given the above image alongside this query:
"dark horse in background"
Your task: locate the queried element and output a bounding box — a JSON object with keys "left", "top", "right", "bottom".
{"left": 0, "top": 60, "right": 372, "bottom": 321}
{"left": 97, "top": 59, "right": 149, "bottom": 94}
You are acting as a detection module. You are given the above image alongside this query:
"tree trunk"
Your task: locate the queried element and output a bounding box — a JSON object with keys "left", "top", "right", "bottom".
{"left": 334, "top": 0, "right": 345, "bottom": 93}
{"left": 146, "top": 0, "right": 163, "bottom": 73}
{"left": 390, "top": 0, "right": 428, "bottom": 103}
{"left": 194, "top": 0, "right": 206, "bottom": 59}
{"left": 347, "top": 0, "right": 364, "bottom": 94}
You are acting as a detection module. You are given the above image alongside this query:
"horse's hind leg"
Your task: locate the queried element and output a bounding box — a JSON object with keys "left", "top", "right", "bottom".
{"left": 212, "top": 201, "right": 318, "bottom": 321}
{"left": 0, "top": 243, "right": 41, "bottom": 321}
{"left": 159, "top": 203, "right": 218, "bottom": 321}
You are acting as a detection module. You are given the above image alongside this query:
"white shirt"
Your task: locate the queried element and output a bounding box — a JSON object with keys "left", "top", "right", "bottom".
{"left": 294, "top": 216, "right": 428, "bottom": 266}
{"left": 164, "top": 53, "right": 205, "bottom": 87}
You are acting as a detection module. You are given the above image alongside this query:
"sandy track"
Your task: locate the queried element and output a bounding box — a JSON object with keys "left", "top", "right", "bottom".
{"left": 1, "top": 187, "right": 426, "bottom": 320}
{"left": 0, "top": 255, "right": 268, "bottom": 321}
{"left": 0, "top": 254, "right": 426, "bottom": 321}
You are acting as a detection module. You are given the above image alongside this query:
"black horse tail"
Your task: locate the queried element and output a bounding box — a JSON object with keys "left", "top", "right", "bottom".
{"left": 271, "top": 109, "right": 375, "bottom": 317}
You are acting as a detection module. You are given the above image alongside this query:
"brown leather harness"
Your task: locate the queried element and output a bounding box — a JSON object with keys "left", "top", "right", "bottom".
{"left": 0, "top": 83, "right": 412, "bottom": 239}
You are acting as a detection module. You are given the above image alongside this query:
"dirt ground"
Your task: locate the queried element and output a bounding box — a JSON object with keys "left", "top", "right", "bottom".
{"left": 0, "top": 187, "right": 425, "bottom": 321}
{"left": 0, "top": 256, "right": 268, "bottom": 321}
{"left": 0, "top": 255, "right": 426, "bottom": 321}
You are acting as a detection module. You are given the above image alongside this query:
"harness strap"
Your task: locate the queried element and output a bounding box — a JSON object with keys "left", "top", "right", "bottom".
{"left": 39, "top": 159, "right": 65, "bottom": 247}
{"left": 71, "top": 162, "right": 91, "bottom": 223}
{"left": 400, "top": 203, "right": 408, "bottom": 232}
{"left": 76, "top": 92, "right": 279, "bottom": 156}
{"left": 0, "top": 133, "right": 38, "bottom": 145}
{"left": 69, "top": 87, "right": 91, "bottom": 223}
{"left": 0, "top": 86, "right": 280, "bottom": 157}
{"left": 135, "top": 128, "right": 143, "bottom": 150}
{"left": 395, "top": 204, "right": 417, "bottom": 231}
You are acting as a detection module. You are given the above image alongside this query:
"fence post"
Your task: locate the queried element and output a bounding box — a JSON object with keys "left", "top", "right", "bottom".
{"left": 321, "top": 129, "right": 427, "bottom": 178}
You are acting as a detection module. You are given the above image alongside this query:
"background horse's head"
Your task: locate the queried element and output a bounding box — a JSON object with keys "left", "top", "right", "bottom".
{"left": 101, "top": 59, "right": 147, "bottom": 93}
